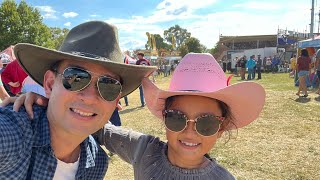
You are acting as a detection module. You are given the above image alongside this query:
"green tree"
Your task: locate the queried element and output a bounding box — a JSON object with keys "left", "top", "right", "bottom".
{"left": 49, "top": 27, "right": 69, "bottom": 49}
{"left": 178, "top": 37, "right": 206, "bottom": 57}
{"left": 0, "top": 0, "right": 53, "bottom": 50}
{"left": 0, "top": 0, "right": 21, "bottom": 50}
{"left": 179, "top": 44, "right": 189, "bottom": 57}
{"left": 209, "top": 43, "right": 219, "bottom": 55}
{"left": 145, "top": 34, "right": 171, "bottom": 50}
{"left": 164, "top": 25, "right": 191, "bottom": 49}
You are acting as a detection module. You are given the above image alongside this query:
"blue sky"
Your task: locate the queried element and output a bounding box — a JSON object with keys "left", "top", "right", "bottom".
{"left": 2, "top": 0, "right": 313, "bottom": 50}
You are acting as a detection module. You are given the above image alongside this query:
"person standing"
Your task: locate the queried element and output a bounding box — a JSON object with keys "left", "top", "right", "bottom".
{"left": 271, "top": 55, "right": 278, "bottom": 73}
{"left": 0, "top": 58, "right": 10, "bottom": 100}
{"left": 233, "top": 57, "right": 239, "bottom": 76}
{"left": 136, "top": 52, "right": 154, "bottom": 107}
{"left": 239, "top": 56, "right": 247, "bottom": 80}
{"left": 262, "top": 57, "right": 267, "bottom": 72}
{"left": 290, "top": 55, "right": 297, "bottom": 71}
{"left": 314, "top": 50, "right": 320, "bottom": 95}
{"left": 296, "top": 49, "right": 312, "bottom": 97}
{"left": 122, "top": 54, "right": 136, "bottom": 106}
{"left": 256, "top": 55, "right": 262, "bottom": 80}
{"left": 266, "top": 57, "right": 272, "bottom": 73}
{"left": 252, "top": 55, "right": 256, "bottom": 79}
{"left": 290, "top": 55, "right": 297, "bottom": 77}
{"left": 236, "top": 57, "right": 241, "bottom": 77}
{"left": 1, "top": 60, "right": 28, "bottom": 96}
{"left": 246, "top": 55, "right": 256, "bottom": 80}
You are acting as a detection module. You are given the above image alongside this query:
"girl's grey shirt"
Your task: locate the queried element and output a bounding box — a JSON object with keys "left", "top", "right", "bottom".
{"left": 94, "top": 124, "right": 235, "bottom": 180}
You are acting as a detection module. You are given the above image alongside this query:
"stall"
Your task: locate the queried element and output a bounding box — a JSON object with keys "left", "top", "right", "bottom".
{"left": 296, "top": 36, "right": 320, "bottom": 87}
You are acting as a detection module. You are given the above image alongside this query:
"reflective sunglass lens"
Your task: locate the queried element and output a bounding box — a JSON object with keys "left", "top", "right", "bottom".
{"left": 164, "top": 111, "right": 187, "bottom": 132}
{"left": 196, "top": 115, "right": 220, "bottom": 136}
{"left": 98, "top": 77, "right": 122, "bottom": 101}
{"left": 62, "top": 68, "right": 91, "bottom": 91}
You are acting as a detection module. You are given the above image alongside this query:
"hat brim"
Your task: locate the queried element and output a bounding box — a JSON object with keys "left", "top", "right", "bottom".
{"left": 14, "top": 44, "right": 156, "bottom": 97}
{"left": 142, "top": 79, "right": 265, "bottom": 130}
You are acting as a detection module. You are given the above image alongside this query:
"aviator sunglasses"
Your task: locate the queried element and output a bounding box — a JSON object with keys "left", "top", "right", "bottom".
{"left": 163, "top": 109, "right": 225, "bottom": 136}
{"left": 55, "top": 67, "right": 122, "bottom": 101}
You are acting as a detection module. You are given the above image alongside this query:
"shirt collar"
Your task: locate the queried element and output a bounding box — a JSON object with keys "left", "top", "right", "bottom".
{"left": 31, "top": 105, "right": 99, "bottom": 171}
{"left": 76, "top": 136, "right": 98, "bottom": 178}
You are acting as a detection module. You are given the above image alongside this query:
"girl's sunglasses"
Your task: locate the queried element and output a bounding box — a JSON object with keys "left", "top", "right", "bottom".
{"left": 162, "top": 109, "right": 225, "bottom": 136}
{"left": 55, "top": 67, "right": 122, "bottom": 101}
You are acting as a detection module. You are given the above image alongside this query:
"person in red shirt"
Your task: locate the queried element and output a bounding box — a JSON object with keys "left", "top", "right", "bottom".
{"left": 1, "top": 60, "right": 28, "bottom": 96}
{"left": 295, "top": 48, "right": 312, "bottom": 97}
{"left": 136, "top": 53, "right": 154, "bottom": 107}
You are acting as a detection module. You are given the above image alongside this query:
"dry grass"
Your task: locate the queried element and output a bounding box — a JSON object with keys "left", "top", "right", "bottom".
{"left": 104, "top": 73, "right": 320, "bottom": 180}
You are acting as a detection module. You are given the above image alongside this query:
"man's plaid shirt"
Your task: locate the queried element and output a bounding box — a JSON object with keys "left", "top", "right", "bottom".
{"left": 0, "top": 104, "right": 109, "bottom": 179}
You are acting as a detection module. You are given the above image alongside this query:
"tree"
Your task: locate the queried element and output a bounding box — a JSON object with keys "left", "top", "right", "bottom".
{"left": 49, "top": 27, "right": 69, "bottom": 49}
{"left": 0, "top": 0, "right": 54, "bottom": 50}
{"left": 179, "top": 44, "right": 189, "bottom": 57}
{"left": 145, "top": 34, "right": 171, "bottom": 51}
{"left": 0, "top": 0, "right": 21, "bottom": 50}
{"left": 209, "top": 43, "right": 219, "bottom": 55}
{"left": 164, "top": 25, "right": 191, "bottom": 49}
{"left": 178, "top": 37, "right": 206, "bottom": 57}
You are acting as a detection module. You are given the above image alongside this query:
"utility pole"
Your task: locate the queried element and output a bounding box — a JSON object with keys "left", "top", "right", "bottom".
{"left": 310, "top": 0, "right": 315, "bottom": 39}
{"left": 318, "top": 9, "right": 320, "bottom": 34}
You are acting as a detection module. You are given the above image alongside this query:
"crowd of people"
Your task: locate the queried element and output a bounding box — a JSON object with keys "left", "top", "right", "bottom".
{"left": 0, "top": 21, "right": 266, "bottom": 179}
{"left": 227, "top": 54, "right": 285, "bottom": 81}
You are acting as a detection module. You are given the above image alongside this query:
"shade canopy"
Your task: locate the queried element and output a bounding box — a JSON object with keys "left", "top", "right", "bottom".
{"left": 298, "top": 36, "right": 320, "bottom": 48}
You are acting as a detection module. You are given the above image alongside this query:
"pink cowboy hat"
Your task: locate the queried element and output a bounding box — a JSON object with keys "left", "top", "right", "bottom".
{"left": 142, "top": 53, "right": 265, "bottom": 130}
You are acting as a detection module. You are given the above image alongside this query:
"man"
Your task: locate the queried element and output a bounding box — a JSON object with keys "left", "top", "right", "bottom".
{"left": 122, "top": 54, "right": 136, "bottom": 106}
{"left": 0, "top": 21, "right": 155, "bottom": 179}
{"left": 246, "top": 55, "right": 256, "bottom": 80}
{"left": 135, "top": 52, "right": 154, "bottom": 107}
{"left": 239, "top": 56, "right": 247, "bottom": 80}
{"left": 256, "top": 55, "right": 262, "bottom": 80}
{"left": 234, "top": 56, "right": 239, "bottom": 76}
{"left": 272, "top": 55, "right": 278, "bottom": 73}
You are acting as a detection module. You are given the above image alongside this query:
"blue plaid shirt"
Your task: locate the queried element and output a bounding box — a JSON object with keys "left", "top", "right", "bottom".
{"left": 0, "top": 104, "right": 109, "bottom": 180}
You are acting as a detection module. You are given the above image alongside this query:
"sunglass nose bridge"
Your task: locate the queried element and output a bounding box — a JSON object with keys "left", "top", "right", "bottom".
{"left": 185, "top": 119, "right": 197, "bottom": 131}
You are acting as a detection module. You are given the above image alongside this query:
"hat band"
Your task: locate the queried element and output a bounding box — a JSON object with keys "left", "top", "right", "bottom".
{"left": 174, "top": 89, "right": 201, "bottom": 92}
{"left": 69, "top": 51, "right": 110, "bottom": 61}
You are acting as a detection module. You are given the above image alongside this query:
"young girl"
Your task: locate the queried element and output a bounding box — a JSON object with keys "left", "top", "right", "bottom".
{"left": 6, "top": 53, "right": 265, "bottom": 179}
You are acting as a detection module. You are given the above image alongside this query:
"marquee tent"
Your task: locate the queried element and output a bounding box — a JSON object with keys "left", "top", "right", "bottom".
{"left": 297, "top": 35, "right": 320, "bottom": 48}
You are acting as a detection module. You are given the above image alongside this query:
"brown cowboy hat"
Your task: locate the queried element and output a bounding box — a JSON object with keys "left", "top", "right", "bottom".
{"left": 14, "top": 21, "right": 156, "bottom": 97}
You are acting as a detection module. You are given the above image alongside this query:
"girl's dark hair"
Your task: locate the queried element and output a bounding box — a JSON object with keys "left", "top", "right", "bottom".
{"left": 301, "top": 48, "right": 309, "bottom": 57}
{"left": 164, "top": 95, "right": 236, "bottom": 134}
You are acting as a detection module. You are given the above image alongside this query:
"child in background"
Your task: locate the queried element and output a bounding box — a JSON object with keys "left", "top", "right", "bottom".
{"left": 5, "top": 53, "right": 265, "bottom": 179}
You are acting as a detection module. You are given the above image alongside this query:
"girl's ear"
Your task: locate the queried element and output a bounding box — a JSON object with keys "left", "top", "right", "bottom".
{"left": 43, "top": 70, "right": 56, "bottom": 97}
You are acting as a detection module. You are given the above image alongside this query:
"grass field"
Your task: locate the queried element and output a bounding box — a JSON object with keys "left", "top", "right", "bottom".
{"left": 104, "top": 72, "right": 320, "bottom": 180}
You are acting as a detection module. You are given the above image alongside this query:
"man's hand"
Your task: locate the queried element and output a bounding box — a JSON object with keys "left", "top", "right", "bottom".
{"left": 8, "top": 81, "right": 20, "bottom": 87}
{"left": 0, "top": 92, "right": 48, "bottom": 119}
